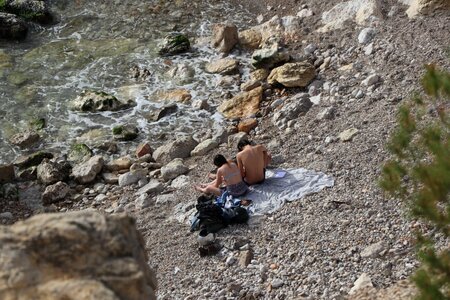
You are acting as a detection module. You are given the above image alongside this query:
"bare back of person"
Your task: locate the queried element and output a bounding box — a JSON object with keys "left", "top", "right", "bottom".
{"left": 237, "top": 144, "right": 269, "bottom": 185}
{"left": 217, "top": 162, "right": 242, "bottom": 186}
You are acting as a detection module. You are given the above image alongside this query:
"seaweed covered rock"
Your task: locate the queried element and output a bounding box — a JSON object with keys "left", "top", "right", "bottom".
{"left": 71, "top": 90, "right": 135, "bottom": 112}
{"left": 0, "top": 12, "right": 28, "bottom": 40}
{"left": 112, "top": 124, "right": 139, "bottom": 141}
{"left": 67, "top": 143, "right": 93, "bottom": 163}
{"left": 0, "top": 0, "right": 54, "bottom": 24}
{"left": 158, "top": 32, "right": 190, "bottom": 56}
{"left": 0, "top": 211, "right": 157, "bottom": 300}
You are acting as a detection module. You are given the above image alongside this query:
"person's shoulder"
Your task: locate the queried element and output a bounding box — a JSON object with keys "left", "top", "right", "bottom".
{"left": 255, "top": 144, "right": 267, "bottom": 151}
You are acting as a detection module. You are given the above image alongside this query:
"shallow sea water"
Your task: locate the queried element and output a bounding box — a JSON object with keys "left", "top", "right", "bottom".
{"left": 0, "top": 0, "right": 256, "bottom": 164}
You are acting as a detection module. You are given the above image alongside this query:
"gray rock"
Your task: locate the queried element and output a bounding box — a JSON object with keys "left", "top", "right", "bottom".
{"left": 102, "top": 173, "right": 119, "bottom": 184}
{"left": 161, "top": 158, "right": 189, "bottom": 181}
{"left": 14, "top": 151, "right": 53, "bottom": 170}
{"left": 316, "top": 107, "right": 335, "bottom": 120}
{"left": 135, "top": 194, "right": 152, "bottom": 209}
{"left": 0, "top": 212, "right": 13, "bottom": 220}
{"left": 170, "top": 175, "right": 190, "bottom": 189}
{"left": 338, "top": 128, "right": 359, "bottom": 142}
{"left": 112, "top": 124, "right": 139, "bottom": 141}
{"left": 362, "top": 74, "right": 380, "bottom": 86}
{"left": 361, "top": 241, "right": 387, "bottom": 258}
{"left": 304, "top": 43, "right": 317, "bottom": 55}
{"left": 9, "top": 130, "right": 40, "bottom": 149}
{"left": 72, "top": 155, "right": 104, "bottom": 184}
{"left": 211, "top": 23, "right": 238, "bottom": 54}
{"left": 273, "top": 94, "right": 313, "bottom": 127}
{"left": 158, "top": 32, "right": 190, "bottom": 56}
{"left": 118, "top": 168, "right": 147, "bottom": 187}
{"left": 349, "top": 273, "right": 373, "bottom": 295}
{"left": 42, "top": 181, "right": 70, "bottom": 204}
{"left": 0, "top": 12, "right": 28, "bottom": 40}
{"left": 228, "top": 132, "right": 248, "bottom": 151}
{"left": 358, "top": 27, "right": 376, "bottom": 44}
{"left": 167, "top": 63, "right": 195, "bottom": 84}
{"left": 271, "top": 278, "right": 284, "bottom": 289}
{"left": 155, "top": 194, "right": 175, "bottom": 205}
{"left": 0, "top": 164, "right": 15, "bottom": 183}
{"left": 136, "top": 180, "right": 164, "bottom": 196}
{"left": 153, "top": 135, "right": 198, "bottom": 164}
{"left": 37, "top": 159, "right": 70, "bottom": 185}
{"left": 191, "top": 139, "right": 219, "bottom": 157}
{"left": 71, "top": 90, "right": 135, "bottom": 112}
{"left": 251, "top": 44, "right": 290, "bottom": 69}
{"left": 147, "top": 103, "right": 178, "bottom": 121}
{"left": 1, "top": 0, "right": 53, "bottom": 24}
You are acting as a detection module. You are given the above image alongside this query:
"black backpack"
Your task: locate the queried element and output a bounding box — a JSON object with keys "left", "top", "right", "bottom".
{"left": 222, "top": 206, "right": 249, "bottom": 225}
{"left": 195, "top": 196, "right": 226, "bottom": 233}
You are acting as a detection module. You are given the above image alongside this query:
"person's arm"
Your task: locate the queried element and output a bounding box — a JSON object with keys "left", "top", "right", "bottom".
{"left": 213, "top": 169, "right": 223, "bottom": 187}
{"left": 237, "top": 154, "right": 245, "bottom": 178}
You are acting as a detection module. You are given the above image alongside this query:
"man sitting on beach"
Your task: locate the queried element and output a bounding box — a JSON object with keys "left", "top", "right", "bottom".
{"left": 236, "top": 140, "right": 271, "bottom": 185}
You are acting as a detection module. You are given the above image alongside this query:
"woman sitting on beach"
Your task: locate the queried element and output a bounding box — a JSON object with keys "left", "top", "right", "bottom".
{"left": 195, "top": 154, "right": 248, "bottom": 197}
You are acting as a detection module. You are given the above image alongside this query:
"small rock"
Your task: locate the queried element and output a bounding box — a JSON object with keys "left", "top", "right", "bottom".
{"left": 358, "top": 27, "right": 376, "bottom": 44}
{"left": 0, "top": 164, "right": 15, "bottom": 183}
{"left": 226, "top": 256, "right": 237, "bottom": 266}
{"left": 338, "top": 128, "right": 359, "bottom": 142}
{"left": 191, "top": 139, "right": 219, "bottom": 157}
{"left": 161, "top": 158, "right": 189, "bottom": 181}
{"left": 9, "top": 130, "right": 40, "bottom": 149}
{"left": 362, "top": 74, "right": 380, "bottom": 86}
{"left": 239, "top": 250, "right": 253, "bottom": 267}
{"left": 135, "top": 194, "right": 152, "bottom": 209}
{"left": 361, "top": 241, "right": 387, "bottom": 258}
{"left": 136, "top": 143, "right": 153, "bottom": 158}
{"left": 136, "top": 179, "right": 164, "bottom": 195}
{"left": 271, "top": 278, "right": 284, "bottom": 289}
{"left": 42, "top": 181, "right": 70, "bottom": 204}
{"left": 349, "top": 273, "right": 373, "bottom": 295}
{"left": 0, "top": 212, "right": 13, "bottom": 219}
{"left": 72, "top": 155, "right": 104, "bottom": 184}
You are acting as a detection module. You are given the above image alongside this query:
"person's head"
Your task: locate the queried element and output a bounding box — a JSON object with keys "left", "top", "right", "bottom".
{"left": 237, "top": 139, "right": 251, "bottom": 152}
{"left": 213, "top": 154, "right": 227, "bottom": 167}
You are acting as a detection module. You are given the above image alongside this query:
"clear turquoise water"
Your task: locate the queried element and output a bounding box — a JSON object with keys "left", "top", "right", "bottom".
{"left": 0, "top": 0, "right": 255, "bottom": 164}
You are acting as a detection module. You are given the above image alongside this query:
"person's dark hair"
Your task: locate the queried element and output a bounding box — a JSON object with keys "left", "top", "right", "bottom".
{"left": 213, "top": 154, "right": 227, "bottom": 167}
{"left": 237, "top": 139, "right": 251, "bottom": 152}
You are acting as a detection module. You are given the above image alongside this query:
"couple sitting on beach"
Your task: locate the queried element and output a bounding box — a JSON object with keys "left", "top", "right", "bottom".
{"left": 195, "top": 140, "right": 272, "bottom": 197}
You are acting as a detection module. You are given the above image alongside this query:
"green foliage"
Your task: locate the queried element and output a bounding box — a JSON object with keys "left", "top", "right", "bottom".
{"left": 380, "top": 65, "right": 450, "bottom": 299}
{"left": 112, "top": 126, "right": 123, "bottom": 135}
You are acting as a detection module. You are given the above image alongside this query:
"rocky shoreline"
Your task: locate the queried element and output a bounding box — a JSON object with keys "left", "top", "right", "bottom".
{"left": 1, "top": 0, "right": 450, "bottom": 299}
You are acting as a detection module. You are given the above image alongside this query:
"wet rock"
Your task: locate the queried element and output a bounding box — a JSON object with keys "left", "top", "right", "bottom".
{"left": 153, "top": 135, "right": 198, "bottom": 164}
{"left": 156, "top": 89, "right": 191, "bottom": 103}
{"left": 136, "top": 142, "right": 153, "bottom": 158}
{"left": 136, "top": 179, "right": 164, "bottom": 196}
{"left": 192, "top": 99, "right": 209, "bottom": 110}
{"left": 147, "top": 103, "right": 178, "bottom": 121}
{"left": 251, "top": 44, "right": 290, "bottom": 69}
{"left": 15, "top": 151, "right": 53, "bottom": 169}
{"left": 112, "top": 124, "right": 139, "bottom": 141}
{"left": 161, "top": 158, "right": 189, "bottom": 181}
{"left": 71, "top": 90, "right": 135, "bottom": 112}
{"left": 268, "top": 62, "right": 316, "bottom": 88}
{"left": 191, "top": 139, "right": 219, "bottom": 157}
{"left": 0, "top": 211, "right": 157, "bottom": 300}
{"left": 238, "top": 29, "right": 262, "bottom": 50}
{"left": 349, "top": 273, "right": 373, "bottom": 295}
{"left": 211, "top": 23, "right": 238, "bottom": 54}
{"left": 238, "top": 118, "right": 258, "bottom": 133}
{"left": 71, "top": 155, "right": 104, "bottom": 184}
{"left": 0, "top": 12, "right": 28, "bottom": 40}
{"left": 158, "top": 32, "right": 190, "bottom": 56}
{"left": 68, "top": 143, "right": 93, "bottom": 163}
{"left": 205, "top": 58, "right": 239, "bottom": 75}
{"left": 37, "top": 159, "right": 70, "bottom": 185}
{"left": 2, "top": 0, "right": 54, "bottom": 24}
{"left": 42, "top": 181, "right": 70, "bottom": 204}
{"left": 339, "top": 128, "right": 359, "bottom": 142}
{"left": 319, "top": 0, "right": 382, "bottom": 32}
{"left": 0, "top": 164, "right": 15, "bottom": 183}
{"left": 358, "top": 27, "right": 376, "bottom": 44}
{"left": 218, "top": 86, "right": 263, "bottom": 119}
{"left": 167, "top": 63, "right": 195, "bottom": 84}
{"left": 105, "top": 157, "right": 132, "bottom": 172}
{"left": 0, "top": 183, "right": 19, "bottom": 201}
{"left": 9, "top": 130, "right": 40, "bottom": 149}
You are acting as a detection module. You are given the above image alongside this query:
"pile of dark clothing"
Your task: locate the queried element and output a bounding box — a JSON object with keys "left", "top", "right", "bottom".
{"left": 190, "top": 193, "right": 250, "bottom": 256}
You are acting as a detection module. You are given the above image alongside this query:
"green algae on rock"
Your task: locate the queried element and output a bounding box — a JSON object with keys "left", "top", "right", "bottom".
{"left": 158, "top": 32, "right": 190, "bottom": 56}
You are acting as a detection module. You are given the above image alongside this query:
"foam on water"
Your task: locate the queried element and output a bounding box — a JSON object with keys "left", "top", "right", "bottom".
{"left": 0, "top": 0, "right": 257, "bottom": 164}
